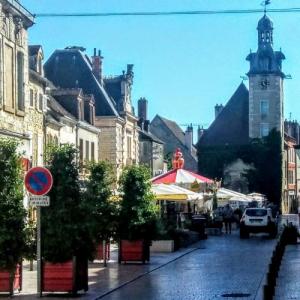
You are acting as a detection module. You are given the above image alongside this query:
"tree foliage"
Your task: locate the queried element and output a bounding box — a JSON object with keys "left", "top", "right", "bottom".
{"left": 118, "top": 165, "right": 159, "bottom": 241}
{"left": 42, "top": 144, "right": 94, "bottom": 262}
{"left": 197, "top": 129, "right": 282, "bottom": 205}
{"left": 0, "top": 139, "right": 26, "bottom": 271}
{"left": 84, "top": 161, "right": 118, "bottom": 244}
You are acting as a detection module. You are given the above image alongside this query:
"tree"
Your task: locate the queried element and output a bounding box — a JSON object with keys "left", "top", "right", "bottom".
{"left": 84, "top": 161, "right": 118, "bottom": 244}
{"left": 243, "top": 129, "right": 282, "bottom": 206}
{"left": 118, "top": 165, "right": 159, "bottom": 241}
{"left": 198, "top": 129, "right": 283, "bottom": 206}
{"left": 0, "top": 139, "right": 26, "bottom": 271}
{"left": 42, "top": 144, "right": 94, "bottom": 262}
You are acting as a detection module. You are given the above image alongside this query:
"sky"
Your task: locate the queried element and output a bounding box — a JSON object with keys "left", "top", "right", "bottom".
{"left": 22, "top": 0, "right": 300, "bottom": 131}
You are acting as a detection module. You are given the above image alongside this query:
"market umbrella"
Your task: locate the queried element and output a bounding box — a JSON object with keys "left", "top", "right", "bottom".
{"left": 217, "top": 188, "right": 249, "bottom": 200}
{"left": 151, "top": 183, "right": 202, "bottom": 201}
{"left": 151, "top": 168, "right": 213, "bottom": 185}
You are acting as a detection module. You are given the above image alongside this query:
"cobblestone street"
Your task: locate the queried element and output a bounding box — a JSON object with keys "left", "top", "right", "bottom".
{"left": 101, "top": 232, "right": 276, "bottom": 300}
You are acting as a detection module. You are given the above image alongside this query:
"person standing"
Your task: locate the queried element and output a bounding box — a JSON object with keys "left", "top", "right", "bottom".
{"left": 223, "top": 204, "right": 234, "bottom": 234}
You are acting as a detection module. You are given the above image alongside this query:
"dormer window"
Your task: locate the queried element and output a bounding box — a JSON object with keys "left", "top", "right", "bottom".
{"left": 78, "top": 99, "right": 84, "bottom": 120}
{"left": 37, "top": 56, "right": 42, "bottom": 74}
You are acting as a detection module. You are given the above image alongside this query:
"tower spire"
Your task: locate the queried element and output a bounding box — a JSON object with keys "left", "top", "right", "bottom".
{"left": 261, "top": 0, "right": 271, "bottom": 15}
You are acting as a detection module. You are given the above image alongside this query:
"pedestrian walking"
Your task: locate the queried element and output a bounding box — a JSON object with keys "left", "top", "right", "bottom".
{"left": 223, "top": 204, "right": 234, "bottom": 234}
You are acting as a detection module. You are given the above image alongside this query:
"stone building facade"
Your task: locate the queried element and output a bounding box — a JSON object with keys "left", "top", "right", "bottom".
{"left": 28, "top": 45, "right": 46, "bottom": 167}
{"left": 0, "top": 1, "right": 34, "bottom": 165}
{"left": 44, "top": 47, "right": 139, "bottom": 178}
{"left": 46, "top": 87, "right": 100, "bottom": 178}
{"left": 137, "top": 98, "right": 165, "bottom": 176}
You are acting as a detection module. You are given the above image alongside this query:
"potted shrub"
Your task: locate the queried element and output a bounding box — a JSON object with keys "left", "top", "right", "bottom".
{"left": 118, "top": 165, "right": 158, "bottom": 264}
{"left": 41, "top": 144, "right": 93, "bottom": 295}
{"left": 84, "top": 162, "right": 118, "bottom": 265}
{"left": 0, "top": 139, "right": 26, "bottom": 295}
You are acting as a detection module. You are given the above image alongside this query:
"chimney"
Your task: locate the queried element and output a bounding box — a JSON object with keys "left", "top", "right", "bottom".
{"left": 197, "top": 126, "right": 205, "bottom": 142}
{"left": 144, "top": 120, "right": 150, "bottom": 132}
{"left": 185, "top": 124, "right": 193, "bottom": 152}
{"left": 92, "top": 48, "right": 103, "bottom": 85}
{"left": 215, "top": 104, "right": 224, "bottom": 119}
{"left": 138, "top": 97, "right": 148, "bottom": 121}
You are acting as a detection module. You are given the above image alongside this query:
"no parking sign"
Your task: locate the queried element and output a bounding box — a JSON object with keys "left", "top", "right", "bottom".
{"left": 25, "top": 167, "right": 53, "bottom": 196}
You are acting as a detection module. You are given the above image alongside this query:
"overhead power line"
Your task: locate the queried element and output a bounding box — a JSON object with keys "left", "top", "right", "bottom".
{"left": 34, "top": 8, "right": 300, "bottom": 18}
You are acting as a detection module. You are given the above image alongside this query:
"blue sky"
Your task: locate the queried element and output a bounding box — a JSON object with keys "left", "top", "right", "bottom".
{"left": 22, "top": 0, "right": 300, "bottom": 130}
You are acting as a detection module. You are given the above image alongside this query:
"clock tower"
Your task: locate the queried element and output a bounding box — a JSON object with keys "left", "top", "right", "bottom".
{"left": 246, "top": 14, "right": 285, "bottom": 139}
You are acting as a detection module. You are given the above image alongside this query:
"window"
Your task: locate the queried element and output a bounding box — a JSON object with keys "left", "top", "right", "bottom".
{"left": 38, "top": 56, "right": 42, "bottom": 74}
{"left": 91, "top": 142, "right": 95, "bottom": 161}
{"left": 90, "top": 105, "right": 94, "bottom": 124}
{"left": 245, "top": 209, "right": 267, "bottom": 217}
{"left": 79, "top": 139, "right": 83, "bottom": 162}
{"left": 85, "top": 141, "right": 89, "bottom": 161}
{"left": 78, "top": 100, "right": 84, "bottom": 120}
{"left": 30, "top": 89, "right": 34, "bottom": 107}
{"left": 38, "top": 94, "right": 43, "bottom": 111}
{"left": 260, "top": 123, "right": 269, "bottom": 137}
{"left": 127, "top": 136, "right": 132, "bottom": 158}
{"left": 17, "top": 52, "right": 24, "bottom": 111}
{"left": 288, "top": 170, "right": 294, "bottom": 184}
{"left": 260, "top": 100, "right": 269, "bottom": 116}
{"left": 4, "top": 44, "right": 14, "bottom": 110}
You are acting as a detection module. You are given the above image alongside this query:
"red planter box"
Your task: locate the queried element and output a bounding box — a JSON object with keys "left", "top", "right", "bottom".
{"left": 42, "top": 257, "right": 88, "bottom": 294}
{"left": 0, "top": 264, "right": 22, "bottom": 295}
{"left": 96, "top": 242, "right": 110, "bottom": 261}
{"left": 119, "top": 240, "right": 150, "bottom": 264}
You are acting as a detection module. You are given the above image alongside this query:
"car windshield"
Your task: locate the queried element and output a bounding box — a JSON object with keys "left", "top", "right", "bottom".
{"left": 245, "top": 209, "right": 267, "bottom": 217}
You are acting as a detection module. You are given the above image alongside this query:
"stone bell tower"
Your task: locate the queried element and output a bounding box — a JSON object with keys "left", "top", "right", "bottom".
{"left": 246, "top": 13, "right": 285, "bottom": 139}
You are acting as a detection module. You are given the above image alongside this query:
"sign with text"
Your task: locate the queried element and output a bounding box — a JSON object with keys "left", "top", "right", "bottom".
{"left": 29, "top": 196, "right": 50, "bottom": 207}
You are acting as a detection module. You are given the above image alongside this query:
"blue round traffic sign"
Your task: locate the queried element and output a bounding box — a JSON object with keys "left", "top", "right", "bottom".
{"left": 25, "top": 167, "right": 53, "bottom": 196}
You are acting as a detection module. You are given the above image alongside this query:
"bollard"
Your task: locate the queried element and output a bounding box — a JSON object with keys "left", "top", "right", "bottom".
{"left": 264, "top": 284, "right": 272, "bottom": 300}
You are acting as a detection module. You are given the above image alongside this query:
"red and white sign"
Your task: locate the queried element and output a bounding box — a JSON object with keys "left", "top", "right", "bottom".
{"left": 25, "top": 167, "right": 53, "bottom": 196}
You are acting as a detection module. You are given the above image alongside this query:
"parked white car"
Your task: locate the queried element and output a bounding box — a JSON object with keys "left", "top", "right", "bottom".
{"left": 240, "top": 208, "right": 277, "bottom": 238}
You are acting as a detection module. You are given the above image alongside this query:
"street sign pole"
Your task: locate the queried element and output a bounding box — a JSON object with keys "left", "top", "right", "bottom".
{"left": 37, "top": 206, "right": 42, "bottom": 297}
{"left": 25, "top": 167, "right": 53, "bottom": 298}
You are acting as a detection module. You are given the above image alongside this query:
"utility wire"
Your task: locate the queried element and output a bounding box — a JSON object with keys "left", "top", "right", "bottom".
{"left": 34, "top": 8, "right": 300, "bottom": 18}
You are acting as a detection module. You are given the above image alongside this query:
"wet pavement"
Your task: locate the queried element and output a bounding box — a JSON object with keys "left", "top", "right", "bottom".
{"left": 101, "top": 232, "right": 276, "bottom": 300}
{"left": 274, "top": 244, "right": 300, "bottom": 300}
{"left": 4, "top": 231, "right": 277, "bottom": 300}
{"left": 10, "top": 242, "right": 202, "bottom": 300}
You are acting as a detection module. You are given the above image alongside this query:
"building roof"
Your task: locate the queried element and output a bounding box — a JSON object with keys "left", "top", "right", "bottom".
{"left": 150, "top": 115, "right": 198, "bottom": 172}
{"left": 257, "top": 14, "right": 273, "bottom": 30}
{"left": 47, "top": 96, "right": 77, "bottom": 122}
{"left": 157, "top": 115, "right": 187, "bottom": 146}
{"left": 139, "top": 129, "right": 164, "bottom": 144}
{"left": 198, "top": 82, "right": 250, "bottom": 147}
{"left": 44, "top": 48, "right": 119, "bottom": 117}
{"left": 29, "top": 45, "right": 42, "bottom": 57}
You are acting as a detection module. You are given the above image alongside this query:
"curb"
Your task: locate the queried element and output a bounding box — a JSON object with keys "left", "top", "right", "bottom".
{"left": 93, "top": 243, "right": 204, "bottom": 299}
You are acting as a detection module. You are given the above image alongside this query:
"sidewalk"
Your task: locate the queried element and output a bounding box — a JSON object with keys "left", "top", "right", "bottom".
{"left": 274, "top": 244, "right": 300, "bottom": 300}
{"left": 12, "top": 242, "right": 203, "bottom": 300}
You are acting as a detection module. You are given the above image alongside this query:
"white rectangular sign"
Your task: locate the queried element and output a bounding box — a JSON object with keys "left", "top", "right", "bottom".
{"left": 29, "top": 196, "right": 50, "bottom": 207}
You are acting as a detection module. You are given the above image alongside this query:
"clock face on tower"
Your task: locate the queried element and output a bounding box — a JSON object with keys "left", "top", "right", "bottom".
{"left": 260, "top": 78, "right": 270, "bottom": 89}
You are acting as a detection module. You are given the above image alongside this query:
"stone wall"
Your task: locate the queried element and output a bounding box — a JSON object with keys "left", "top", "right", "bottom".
{"left": 0, "top": 1, "right": 34, "bottom": 159}
{"left": 249, "top": 74, "right": 284, "bottom": 138}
